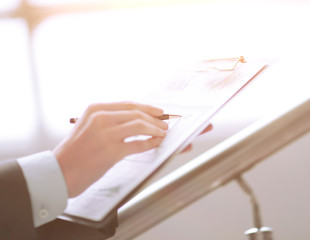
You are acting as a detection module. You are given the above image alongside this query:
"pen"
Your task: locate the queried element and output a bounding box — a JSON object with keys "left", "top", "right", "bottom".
{"left": 69, "top": 114, "right": 181, "bottom": 124}
{"left": 156, "top": 114, "right": 181, "bottom": 120}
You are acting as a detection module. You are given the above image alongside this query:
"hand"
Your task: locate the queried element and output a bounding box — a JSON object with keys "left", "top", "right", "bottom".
{"left": 181, "top": 123, "right": 213, "bottom": 153}
{"left": 53, "top": 102, "right": 168, "bottom": 197}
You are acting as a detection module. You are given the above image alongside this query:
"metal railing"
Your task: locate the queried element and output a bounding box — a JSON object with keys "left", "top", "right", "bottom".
{"left": 111, "top": 97, "right": 310, "bottom": 240}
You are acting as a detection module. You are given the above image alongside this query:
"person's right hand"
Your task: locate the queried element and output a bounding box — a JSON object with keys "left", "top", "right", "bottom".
{"left": 53, "top": 101, "right": 168, "bottom": 198}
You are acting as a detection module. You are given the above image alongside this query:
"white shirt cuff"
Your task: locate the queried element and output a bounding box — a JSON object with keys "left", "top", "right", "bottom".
{"left": 17, "top": 151, "right": 68, "bottom": 227}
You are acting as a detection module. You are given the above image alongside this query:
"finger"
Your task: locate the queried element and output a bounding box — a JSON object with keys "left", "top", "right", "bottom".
{"left": 180, "top": 144, "right": 193, "bottom": 153}
{"left": 180, "top": 124, "right": 213, "bottom": 154}
{"left": 90, "top": 110, "right": 169, "bottom": 130}
{"left": 122, "top": 137, "right": 164, "bottom": 156}
{"left": 199, "top": 123, "right": 213, "bottom": 135}
{"left": 86, "top": 101, "right": 164, "bottom": 117}
{"left": 71, "top": 109, "right": 168, "bottom": 141}
{"left": 112, "top": 119, "right": 167, "bottom": 140}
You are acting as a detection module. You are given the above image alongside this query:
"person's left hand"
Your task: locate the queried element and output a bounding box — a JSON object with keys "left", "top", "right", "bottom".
{"left": 180, "top": 123, "right": 213, "bottom": 153}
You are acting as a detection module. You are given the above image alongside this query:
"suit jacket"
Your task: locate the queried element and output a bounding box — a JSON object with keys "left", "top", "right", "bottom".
{"left": 0, "top": 160, "right": 115, "bottom": 240}
{"left": 0, "top": 159, "right": 36, "bottom": 240}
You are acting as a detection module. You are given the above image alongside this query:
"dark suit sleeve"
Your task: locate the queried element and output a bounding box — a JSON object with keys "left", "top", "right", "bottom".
{"left": 0, "top": 159, "right": 37, "bottom": 240}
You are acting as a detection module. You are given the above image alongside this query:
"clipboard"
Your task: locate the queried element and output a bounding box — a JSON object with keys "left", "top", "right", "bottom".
{"left": 58, "top": 56, "right": 275, "bottom": 233}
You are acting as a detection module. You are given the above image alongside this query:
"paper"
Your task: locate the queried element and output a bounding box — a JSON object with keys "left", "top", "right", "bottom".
{"left": 63, "top": 58, "right": 269, "bottom": 222}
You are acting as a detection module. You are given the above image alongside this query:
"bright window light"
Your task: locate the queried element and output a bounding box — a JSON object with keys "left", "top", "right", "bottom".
{"left": 29, "top": 0, "right": 209, "bottom": 8}
{"left": 0, "top": 20, "right": 36, "bottom": 143}
{"left": 0, "top": 0, "right": 20, "bottom": 11}
{"left": 29, "top": 0, "right": 96, "bottom": 6}
{"left": 32, "top": 1, "right": 310, "bottom": 138}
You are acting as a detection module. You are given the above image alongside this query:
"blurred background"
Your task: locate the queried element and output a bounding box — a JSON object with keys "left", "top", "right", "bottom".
{"left": 0, "top": 0, "right": 309, "bottom": 239}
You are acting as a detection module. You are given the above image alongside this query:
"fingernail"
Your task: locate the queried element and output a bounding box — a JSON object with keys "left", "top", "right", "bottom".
{"left": 161, "top": 121, "right": 169, "bottom": 129}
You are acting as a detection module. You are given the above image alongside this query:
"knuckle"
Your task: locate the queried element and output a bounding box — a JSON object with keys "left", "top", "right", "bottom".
{"left": 90, "top": 112, "right": 107, "bottom": 126}
{"left": 132, "top": 109, "right": 144, "bottom": 119}
{"left": 86, "top": 103, "right": 100, "bottom": 114}
{"left": 87, "top": 103, "right": 106, "bottom": 114}
{"left": 123, "top": 101, "right": 136, "bottom": 109}
{"left": 134, "top": 119, "right": 146, "bottom": 129}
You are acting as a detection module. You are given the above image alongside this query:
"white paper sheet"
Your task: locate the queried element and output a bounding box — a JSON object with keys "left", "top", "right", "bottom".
{"left": 63, "top": 58, "right": 269, "bottom": 222}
